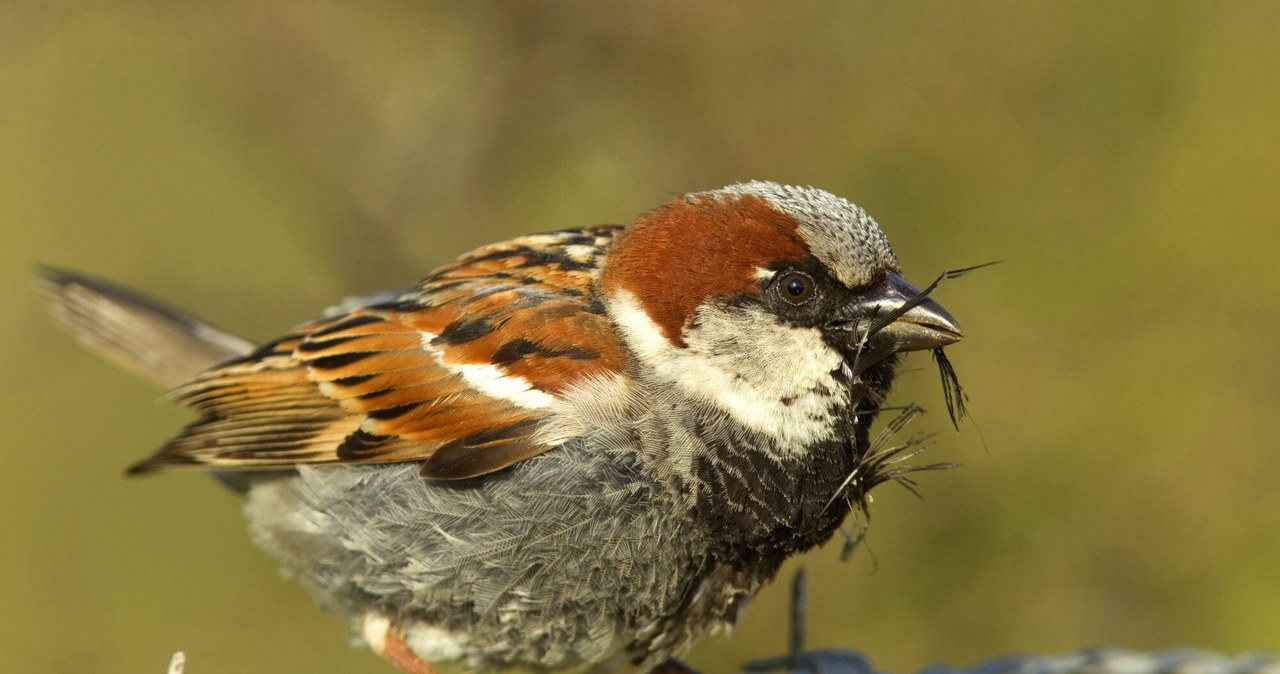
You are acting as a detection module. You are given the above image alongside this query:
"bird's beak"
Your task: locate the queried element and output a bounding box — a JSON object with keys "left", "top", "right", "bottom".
{"left": 833, "top": 270, "right": 962, "bottom": 353}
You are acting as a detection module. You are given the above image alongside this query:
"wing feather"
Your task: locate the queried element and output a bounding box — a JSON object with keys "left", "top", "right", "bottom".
{"left": 130, "top": 226, "right": 626, "bottom": 479}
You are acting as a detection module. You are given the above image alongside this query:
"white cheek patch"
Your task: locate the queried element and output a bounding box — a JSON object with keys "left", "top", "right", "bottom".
{"left": 610, "top": 291, "right": 843, "bottom": 451}
{"left": 418, "top": 332, "right": 557, "bottom": 409}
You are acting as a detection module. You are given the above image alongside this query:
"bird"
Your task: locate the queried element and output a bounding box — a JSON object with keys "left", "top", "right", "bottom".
{"left": 41, "top": 181, "right": 962, "bottom": 674}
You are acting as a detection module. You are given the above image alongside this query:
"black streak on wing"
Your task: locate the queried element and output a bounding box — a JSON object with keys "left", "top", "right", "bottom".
{"left": 296, "top": 334, "right": 362, "bottom": 352}
{"left": 434, "top": 317, "right": 496, "bottom": 346}
{"left": 519, "top": 250, "right": 595, "bottom": 272}
{"left": 310, "top": 314, "right": 384, "bottom": 337}
{"left": 336, "top": 428, "right": 395, "bottom": 461}
{"left": 490, "top": 338, "right": 597, "bottom": 366}
{"left": 331, "top": 373, "right": 378, "bottom": 388}
{"left": 365, "top": 401, "right": 423, "bottom": 421}
{"left": 420, "top": 420, "right": 543, "bottom": 480}
{"left": 309, "top": 351, "right": 375, "bottom": 370}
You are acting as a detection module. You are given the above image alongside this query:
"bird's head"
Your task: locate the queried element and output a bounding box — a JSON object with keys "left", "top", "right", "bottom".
{"left": 601, "top": 181, "right": 960, "bottom": 456}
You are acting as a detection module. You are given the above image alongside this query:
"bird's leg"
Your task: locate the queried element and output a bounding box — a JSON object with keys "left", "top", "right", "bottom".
{"left": 360, "top": 612, "right": 440, "bottom": 674}
{"left": 741, "top": 569, "right": 875, "bottom": 674}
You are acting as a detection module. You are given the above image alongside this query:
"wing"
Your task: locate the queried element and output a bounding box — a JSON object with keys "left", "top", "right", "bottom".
{"left": 130, "top": 226, "right": 627, "bottom": 480}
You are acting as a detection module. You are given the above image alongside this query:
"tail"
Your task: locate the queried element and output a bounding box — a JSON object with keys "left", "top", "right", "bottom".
{"left": 37, "top": 266, "right": 256, "bottom": 389}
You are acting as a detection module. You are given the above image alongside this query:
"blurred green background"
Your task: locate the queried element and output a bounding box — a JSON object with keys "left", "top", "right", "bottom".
{"left": 2, "top": 2, "right": 1278, "bottom": 673}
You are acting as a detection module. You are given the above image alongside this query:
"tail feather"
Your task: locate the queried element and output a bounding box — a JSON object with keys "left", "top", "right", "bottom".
{"left": 37, "top": 266, "right": 256, "bottom": 389}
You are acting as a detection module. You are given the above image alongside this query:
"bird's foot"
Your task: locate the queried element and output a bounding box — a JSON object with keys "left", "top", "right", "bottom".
{"left": 743, "top": 649, "right": 876, "bottom": 674}
{"left": 740, "top": 569, "right": 878, "bottom": 674}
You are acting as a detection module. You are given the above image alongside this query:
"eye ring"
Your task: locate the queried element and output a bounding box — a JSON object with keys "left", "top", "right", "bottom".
{"left": 776, "top": 271, "right": 816, "bottom": 305}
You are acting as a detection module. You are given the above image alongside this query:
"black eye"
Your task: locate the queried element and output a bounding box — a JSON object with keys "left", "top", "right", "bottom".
{"left": 777, "top": 272, "right": 815, "bottom": 305}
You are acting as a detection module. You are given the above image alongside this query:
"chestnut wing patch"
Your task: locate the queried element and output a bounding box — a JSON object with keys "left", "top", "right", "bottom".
{"left": 130, "top": 227, "right": 626, "bottom": 479}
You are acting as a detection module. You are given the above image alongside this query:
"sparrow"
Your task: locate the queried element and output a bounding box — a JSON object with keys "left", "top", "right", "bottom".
{"left": 42, "top": 181, "right": 962, "bottom": 674}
